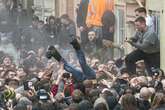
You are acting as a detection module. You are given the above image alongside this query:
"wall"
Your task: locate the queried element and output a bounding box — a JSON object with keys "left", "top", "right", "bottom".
{"left": 125, "top": 2, "right": 138, "bottom": 54}
{"left": 160, "top": 1, "right": 165, "bottom": 71}
{"left": 59, "top": 0, "right": 67, "bottom": 16}
{"left": 146, "top": 0, "right": 163, "bottom": 11}
{"left": 146, "top": 0, "right": 164, "bottom": 71}
{"left": 33, "top": 0, "right": 55, "bottom": 20}
{"left": 33, "top": 0, "right": 78, "bottom": 21}
{"left": 58, "top": 0, "right": 79, "bottom": 21}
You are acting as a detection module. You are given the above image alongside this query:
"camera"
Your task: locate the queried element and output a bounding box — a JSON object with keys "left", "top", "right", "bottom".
{"left": 37, "top": 89, "right": 49, "bottom": 101}
{"left": 130, "top": 37, "right": 138, "bottom": 42}
{"left": 151, "top": 68, "right": 163, "bottom": 77}
{"left": 23, "top": 81, "right": 33, "bottom": 90}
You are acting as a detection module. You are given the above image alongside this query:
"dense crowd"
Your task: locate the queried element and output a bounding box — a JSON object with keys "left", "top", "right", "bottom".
{"left": 0, "top": 38, "right": 164, "bottom": 110}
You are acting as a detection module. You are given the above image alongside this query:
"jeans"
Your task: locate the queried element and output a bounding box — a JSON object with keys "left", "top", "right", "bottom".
{"left": 62, "top": 49, "right": 96, "bottom": 81}
{"left": 125, "top": 49, "right": 160, "bottom": 76}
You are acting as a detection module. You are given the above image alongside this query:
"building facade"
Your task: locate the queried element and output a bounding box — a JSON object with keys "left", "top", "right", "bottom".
{"left": 32, "top": 0, "right": 79, "bottom": 21}
{"left": 146, "top": 0, "right": 165, "bottom": 71}
{"left": 20, "top": 0, "right": 165, "bottom": 71}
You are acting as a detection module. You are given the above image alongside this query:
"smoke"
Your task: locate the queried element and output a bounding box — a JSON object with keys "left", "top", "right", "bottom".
{"left": 0, "top": 1, "right": 21, "bottom": 65}
{"left": 0, "top": 35, "right": 20, "bottom": 65}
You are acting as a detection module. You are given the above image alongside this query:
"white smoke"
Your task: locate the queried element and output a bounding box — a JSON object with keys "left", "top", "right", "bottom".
{"left": 0, "top": 33, "right": 20, "bottom": 65}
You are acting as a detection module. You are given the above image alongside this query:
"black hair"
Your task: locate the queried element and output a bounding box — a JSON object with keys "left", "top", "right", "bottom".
{"left": 62, "top": 72, "right": 71, "bottom": 79}
{"left": 60, "top": 14, "right": 70, "bottom": 20}
{"left": 18, "top": 4, "right": 23, "bottom": 8}
{"left": 135, "top": 16, "right": 146, "bottom": 23}
{"left": 115, "top": 58, "right": 124, "bottom": 68}
{"left": 135, "top": 7, "right": 147, "bottom": 14}
{"left": 48, "top": 16, "right": 56, "bottom": 23}
{"left": 32, "top": 15, "right": 39, "bottom": 22}
{"left": 5, "top": 78, "right": 19, "bottom": 86}
{"left": 39, "top": 20, "right": 44, "bottom": 24}
{"left": 120, "top": 68, "right": 129, "bottom": 75}
{"left": 3, "top": 69, "right": 17, "bottom": 78}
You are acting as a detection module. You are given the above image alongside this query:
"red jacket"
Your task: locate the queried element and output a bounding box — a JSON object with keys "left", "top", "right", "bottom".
{"left": 51, "top": 80, "right": 74, "bottom": 97}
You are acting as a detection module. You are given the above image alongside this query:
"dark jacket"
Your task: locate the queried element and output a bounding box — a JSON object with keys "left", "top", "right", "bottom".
{"left": 101, "top": 10, "right": 115, "bottom": 28}
{"left": 137, "top": 98, "right": 151, "bottom": 110}
{"left": 76, "top": 0, "right": 89, "bottom": 27}
{"left": 22, "top": 26, "right": 44, "bottom": 51}
{"left": 101, "top": 10, "right": 115, "bottom": 41}
{"left": 155, "top": 104, "right": 165, "bottom": 110}
{"left": 58, "top": 21, "right": 76, "bottom": 46}
{"left": 106, "top": 96, "right": 118, "bottom": 110}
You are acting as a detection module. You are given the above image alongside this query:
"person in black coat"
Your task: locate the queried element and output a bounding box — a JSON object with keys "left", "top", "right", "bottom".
{"left": 76, "top": 0, "right": 89, "bottom": 48}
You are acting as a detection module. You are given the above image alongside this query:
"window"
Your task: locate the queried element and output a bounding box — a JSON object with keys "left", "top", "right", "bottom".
{"left": 33, "top": 0, "right": 55, "bottom": 20}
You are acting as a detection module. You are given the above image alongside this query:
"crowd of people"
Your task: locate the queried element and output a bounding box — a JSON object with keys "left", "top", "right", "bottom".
{"left": 0, "top": 38, "right": 164, "bottom": 110}
{"left": 0, "top": 0, "right": 164, "bottom": 110}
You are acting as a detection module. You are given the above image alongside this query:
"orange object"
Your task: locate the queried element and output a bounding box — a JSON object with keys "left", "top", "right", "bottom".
{"left": 86, "top": 0, "right": 114, "bottom": 27}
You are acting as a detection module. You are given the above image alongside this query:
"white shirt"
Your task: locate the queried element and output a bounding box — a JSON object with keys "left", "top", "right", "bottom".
{"left": 146, "top": 15, "right": 154, "bottom": 32}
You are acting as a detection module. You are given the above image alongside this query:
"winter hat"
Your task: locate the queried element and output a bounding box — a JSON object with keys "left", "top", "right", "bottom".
{"left": 3, "top": 89, "right": 15, "bottom": 100}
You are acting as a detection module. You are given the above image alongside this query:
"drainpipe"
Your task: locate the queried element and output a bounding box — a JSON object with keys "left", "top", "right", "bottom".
{"left": 135, "top": 0, "right": 144, "bottom": 7}
{"left": 160, "top": 1, "right": 165, "bottom": 73}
